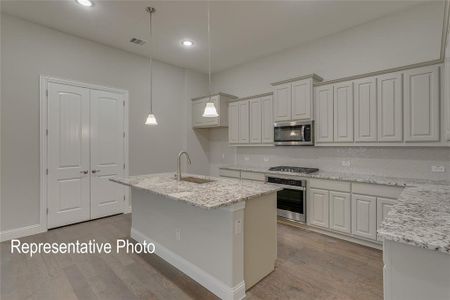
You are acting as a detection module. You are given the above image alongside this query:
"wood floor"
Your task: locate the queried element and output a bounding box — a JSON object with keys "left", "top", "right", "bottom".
{"left": 0, "top": 214, "right": 383, "bottom": 300}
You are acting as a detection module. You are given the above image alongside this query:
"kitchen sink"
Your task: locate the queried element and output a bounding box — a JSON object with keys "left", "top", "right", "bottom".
{"left": 181, "top": 176, "right": 215, "bottom": 184}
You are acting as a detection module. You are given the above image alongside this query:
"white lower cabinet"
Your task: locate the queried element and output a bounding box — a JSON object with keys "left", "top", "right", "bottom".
{"left": 352, "top": 194, "right": 377, "bottom": 240}
{"left": 309, "top": 188, "right": 329, "bottom": 228}
{"left": 377, "top": 197, "right": 396, "bottom": 241}
{"left": 329, "top": 191, "right": 351, "bottom": 233}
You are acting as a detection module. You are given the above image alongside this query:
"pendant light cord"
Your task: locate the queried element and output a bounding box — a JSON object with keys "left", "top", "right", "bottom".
{"left": 148, "top": 7, "right": 153, "bottom": 113}
{"left": 207, "top": 1, "right": 212, "bottom": 99}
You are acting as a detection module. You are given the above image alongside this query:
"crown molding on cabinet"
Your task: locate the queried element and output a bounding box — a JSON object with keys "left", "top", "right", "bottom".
{"left": 191, "top": 92, "right": 238, "bottom": 101}
{"left": 271, "top": 73, "right": 323, "bottom": 86}
{"left": 230, "top": 92, "right": 274, "bottom": 102}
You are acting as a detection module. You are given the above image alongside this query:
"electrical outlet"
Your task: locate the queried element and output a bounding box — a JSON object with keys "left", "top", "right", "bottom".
{"left": 244, "top": 156, "right": 250, "bottom": 161}
{"left": 222, "top": 153, "right": 225, "bottom": 160}
{"left": 175, "top": 228, "right": 181, "bottom": 241}
{"left": 234, "top": 219, "right": 242, "bottom": 235}
{"left": 431, "top": 166, "right": 445, "bottom": 173}
{"left": 263, "top": 157, "right": 269, "bottom": 162}
{"left": 342, "top": 161, "right": 351, "bottom": 167}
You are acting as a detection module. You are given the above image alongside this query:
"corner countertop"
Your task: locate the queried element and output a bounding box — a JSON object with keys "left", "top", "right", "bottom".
{"left": 110, "top": 173, "right": 281, "bottom": 209}
{"left": 220, "top": 165, "right": 450, "bottom": 254}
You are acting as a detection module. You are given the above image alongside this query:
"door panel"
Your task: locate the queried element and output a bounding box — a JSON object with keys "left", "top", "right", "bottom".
{"left": 377, "top": 73, "right": 403, "bottom": 142}
{"left": 90, "top": 90, "right": 125, "bottom": 219}
{"left": 354, "top": 77, "right": 377, "bottom": 142}
{"left": 238, "top": 100, "right": 250, "bottom": 143}
{"left": 292, "top": 79, "right": 312, "bottom": 120}
{"left": 228, "top": 102, "right": 239, "bottom": 143}
{"left": 315, "top": 85, "right": 334, "bottom": 143}
{"left": 249, "top": 98, "right": 262, "bottom": 143}
{"left": 334, "top": 82, "right": 354, "bottom": 142}
{"left": 309, "top": 189, "right": 329, "bottom": 228}
{"left": 261, "top": 96, "right": 274, "bottom": 143}
{"left": 352, "top": 194, "right": 377, "bottom": 240}
{"left": 47, "top": 83, "right": 90, "bottom": 228}
{"left": 274, "top": 83, "right": 291, "bottom": 122}
{"left": 192, "top": 99, "right": 205, "bottom": 127}
{"left": 329, "top": 191, "right": 351, "bottom": 233}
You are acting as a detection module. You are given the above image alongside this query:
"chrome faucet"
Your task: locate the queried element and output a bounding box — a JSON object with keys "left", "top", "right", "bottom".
{"left": 177, "top": 151, "right": 191, "bottom": 181}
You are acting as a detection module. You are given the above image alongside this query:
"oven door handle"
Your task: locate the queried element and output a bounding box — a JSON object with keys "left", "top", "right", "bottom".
{"left": 268, "top": 183, "right": 305, "bottom": 191}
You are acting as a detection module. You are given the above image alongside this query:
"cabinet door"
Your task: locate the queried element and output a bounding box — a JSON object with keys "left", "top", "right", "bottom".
{"left": 352, "top": 194, "right": 377, "bottom": 240}
{"left": 377, "top": 197, "right": 396, "bottom": 241}
{"left": 404, "top": 65, "right": 440, "bottom": 142}
{"left": 291, "top": 78, "right": 312, "bottom": 121}
{"left": 377, "top": 73, "right": 403, "bottom": 142}
{"left": 334, "top": 82, "right": 354, "bottom": 142}
{"left": 192, "top": 99, "right": 205, "bottom": 127}
{"left": 228, "top": 102, "right": 239, "bottom": 144}
{"left": 261, "top": 95, "right": 274, "bottom": 143}
{"left": 315, "top": 85, "right": 334, "bottom": 143}
{"left": 329, "top": 191, "right": 351, "bottom": 234}
{"left": 445, "top": 58, "right": 450, "bottom": 141}
{"left": 309, "top": 189, "right": 329, "bottom": 228}
{"left": 354, "top": 77, "right": 377, "bottom": 142}
{"left": 202, "top": 95, "right": 220, "bottom": 126}
{"left": 274, "top": 83, "right": 292, "bottom": 122}
{"left": 238, "top": 100, "right": 250, "bottom": 143}
{"left": 249, "top": 98, "right": 262, "bottom": 143}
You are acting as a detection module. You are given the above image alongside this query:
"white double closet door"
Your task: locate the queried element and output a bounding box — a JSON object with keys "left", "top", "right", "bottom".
{"left": 47, "top": 82, "right": 126, "bottom": 229}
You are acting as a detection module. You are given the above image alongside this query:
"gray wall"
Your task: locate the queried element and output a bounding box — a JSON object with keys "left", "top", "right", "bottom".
{"left": 0, "top": 14, "right": 209, "bottom": 232}
{"left": 209, "top": 2, "right": 450, "bottom": 181}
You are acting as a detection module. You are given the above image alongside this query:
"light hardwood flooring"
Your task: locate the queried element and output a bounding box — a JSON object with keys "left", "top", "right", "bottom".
{"left": 0, "top": 214, "right": 383, "bottom": 300}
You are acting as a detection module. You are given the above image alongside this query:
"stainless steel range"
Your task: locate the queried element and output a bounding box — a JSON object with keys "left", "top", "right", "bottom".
{"left": 266, "top": 166, "right": 319, "bottom": 223}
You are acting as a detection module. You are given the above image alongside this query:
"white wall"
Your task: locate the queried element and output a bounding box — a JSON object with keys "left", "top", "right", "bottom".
{"left": 0, "top": 14, "right": 209, "bottom": 233}
{"left": 209, "top": 2, "right": 450, "bottom": 181}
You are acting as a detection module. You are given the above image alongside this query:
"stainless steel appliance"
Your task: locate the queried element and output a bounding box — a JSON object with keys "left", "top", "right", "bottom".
{"left": 266, "top": 166, "right": 319, "bottom": 223}
{"left": 274, "top": 121, "right": 314, "bottom": 146}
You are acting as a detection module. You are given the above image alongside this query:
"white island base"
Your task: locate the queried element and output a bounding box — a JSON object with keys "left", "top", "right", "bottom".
{"left": 130, "top": 188, "right": 277, "bottom": 300}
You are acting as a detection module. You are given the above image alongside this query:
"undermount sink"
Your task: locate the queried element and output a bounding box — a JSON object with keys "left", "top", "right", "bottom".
{"left": 180, "top": 176, "right": 215, "bottom": 184}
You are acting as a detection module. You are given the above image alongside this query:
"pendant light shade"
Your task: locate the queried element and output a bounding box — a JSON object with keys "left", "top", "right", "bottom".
{"left": 202, "top": 101, "right": 218, "bottom": 117}
{"left": 145, "top": 113, "right": 158, "bottom": 125}
{"left": 145, "top": 7, "right": 158, "bottom": 126}
{"left": 202, "top": 1, "right": 218, "bottom": 118}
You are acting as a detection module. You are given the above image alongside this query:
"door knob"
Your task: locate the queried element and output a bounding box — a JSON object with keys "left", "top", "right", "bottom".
{"left": 92, "top": 169, "right": 100, "bottom": 174}
{"left": 80, "top": 170, "right": 88, "bottom": 174}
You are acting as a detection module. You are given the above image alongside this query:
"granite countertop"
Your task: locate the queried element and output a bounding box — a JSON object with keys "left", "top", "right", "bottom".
{"left": 220, "top": 164, "right": 450, "bottom": 254}
{"left": 111, "top": 173, "right": 281, "bottom": 209}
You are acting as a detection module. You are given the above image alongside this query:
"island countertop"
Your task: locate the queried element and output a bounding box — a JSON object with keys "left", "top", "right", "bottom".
{"left": 111, "top": 173, "right": 282, "bottom": 209}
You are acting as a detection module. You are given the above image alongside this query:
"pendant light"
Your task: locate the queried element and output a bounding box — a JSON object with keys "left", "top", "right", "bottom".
{"left": 202, "top": 1, "right": 219, "bottom": 118}
{"left": 145, "top": 7, "right": 158, "bottom": 126}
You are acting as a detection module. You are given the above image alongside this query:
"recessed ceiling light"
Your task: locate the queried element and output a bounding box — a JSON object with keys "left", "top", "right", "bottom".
{"left": 75, "top": 0, "right": 93, "bottom": 7}
{"left": 181, "top": 40, "right": 194, "bottom": 47}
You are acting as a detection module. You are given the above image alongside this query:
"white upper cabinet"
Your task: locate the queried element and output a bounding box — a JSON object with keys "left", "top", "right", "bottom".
{"left": 404, "top": 65, "right": 440, "bottom": 142}
{"left": 249, "top": 98, "right": 262, "bottom": 143}
{"left": 377, "top": 72, "right": 403, "bottom": 142}
{"left": 273, "top": 83, "right": 291, "bottom": 122}
{"left": 228, "top": 102, "right": 239, "bottom": 144}
{"left": 334, "top": 81, "right": 354, "bottom": 142}
{"left": 354, "top": 77, "right": 377, "bottom": 142}
{"left": 315, "top": 85, "right": 334, "bottom": 143}
{"left": 192, "top": 93, "right": 237, "bottom": 128}
{"left": 238, "top": 100, "right": 250, "bottom": 143}
{"left": 261, "top": 95, "right": 274, "bottom": 144}
{"left": 292, "top": 78, "right": 313, "bottom": 120}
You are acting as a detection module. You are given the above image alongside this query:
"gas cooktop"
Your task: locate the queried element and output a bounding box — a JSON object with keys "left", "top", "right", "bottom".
{"left": 268, "top": 166, "right": 319, "bottom": 174}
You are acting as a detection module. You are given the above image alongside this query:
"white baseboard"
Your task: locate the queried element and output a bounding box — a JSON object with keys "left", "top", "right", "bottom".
{"left": 131, "top": 228, "right": 246, "bottom": 300}
{"left": 0, "top": 224, "right": 46, "bottom": 242}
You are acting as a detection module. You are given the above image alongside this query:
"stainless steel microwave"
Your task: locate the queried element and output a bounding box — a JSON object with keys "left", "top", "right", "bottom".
{"left": 274, "top": 121, "right": 314, "bottom": 146}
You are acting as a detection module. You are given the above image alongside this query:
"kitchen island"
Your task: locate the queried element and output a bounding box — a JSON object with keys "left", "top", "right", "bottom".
{"left": 111, "top": 173, "right": 281, "bottom": 300}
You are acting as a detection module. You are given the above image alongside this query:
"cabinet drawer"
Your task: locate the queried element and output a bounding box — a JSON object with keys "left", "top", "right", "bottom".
{"left": 241, "top": 171, "right": 265, "bottom": 181}
{"left": 352, "top": 183, "right": 403, "bottom": 199}
{"left": 219, "top": 169, "right": 241, "bottom": 179}
{"left": 309, "top": 179, "right": 351, "bottom": 192}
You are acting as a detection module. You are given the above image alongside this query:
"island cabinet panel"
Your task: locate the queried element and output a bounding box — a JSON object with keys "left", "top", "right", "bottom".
{"left": 377, "top": 72, "right": 403, "bottom": 142}
{"left": 404, "top": 65, "right": 440, "bottom": 142}
{"left": 354, "top": 77, "right": 377, "bottom": 142}
{"left": 291, "top": 78, "right": 313, "bottom": 120}
{"left": 377, "top": 197, "right": 396, "bottom": 241}
{"left": 228, "top": 102, "right": 239, "bottom": 144}
{"left": 334, "top": 81, "right": 354, "bottom": 142}
{"left": 274, "top": 83, "right": 292, "bottom": 122}
{"left": 352, "top": 194, "right": 377, "bottom": 240}
{"left": 238, "top": 100, "right": 250, "bottom": 143}
{"left": 249, "top": 98, "right": 262, "bottom": 143}
{"left": 309, "top": 188, "right": 330, "bottom": 228}
{"left": 329, "top": 191, "right": 351, "bottom": 234}
{"left": 315, "top": 85, "right": 334, "bottom": 143}
{"left": 261, "top": 95, "right": 274, "bottom": 144}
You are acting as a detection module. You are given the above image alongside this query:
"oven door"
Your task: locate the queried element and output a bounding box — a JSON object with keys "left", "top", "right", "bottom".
{"left": 276, "top": 186, "right": 306, "bottom": 223}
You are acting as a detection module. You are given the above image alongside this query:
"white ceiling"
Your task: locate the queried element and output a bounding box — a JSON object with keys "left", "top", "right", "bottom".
{"left": 1, "top": 0, "right": 432, "bottom": 73}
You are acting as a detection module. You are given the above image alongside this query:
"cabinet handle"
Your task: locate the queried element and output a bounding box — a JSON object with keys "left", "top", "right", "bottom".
{"left": 80, "top": 170, "right": 88, "bottom": 174}
{"left": 92, "top": 169, "right": 100, "bottom": 174}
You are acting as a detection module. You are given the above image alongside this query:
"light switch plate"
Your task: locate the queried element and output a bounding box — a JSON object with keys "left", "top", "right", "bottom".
{"left": 431, "top": 166, "right": 445, "bottom": 173}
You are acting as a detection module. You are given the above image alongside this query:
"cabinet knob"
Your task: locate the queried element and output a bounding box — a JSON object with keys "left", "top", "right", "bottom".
{"left": 92, "top": 169, "right": 100, "bottom": 174}
{"left": 80, "top": 170, "right": 88, "bottom": 174}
